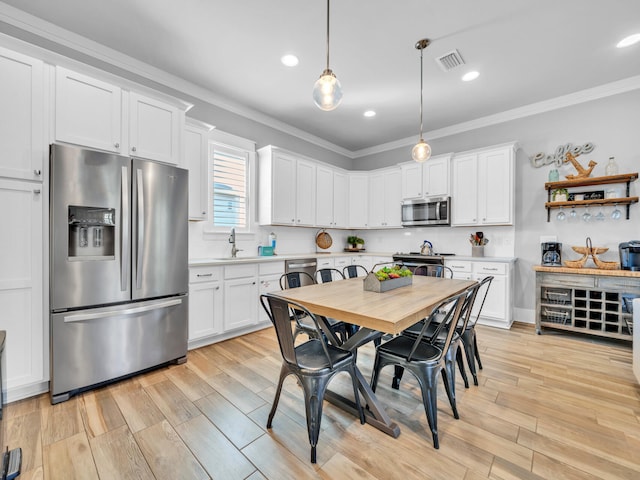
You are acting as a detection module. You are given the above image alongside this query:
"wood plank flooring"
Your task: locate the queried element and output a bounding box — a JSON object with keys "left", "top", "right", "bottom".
{"left": 5, "top": 323, "right": 640, "bottom": 479}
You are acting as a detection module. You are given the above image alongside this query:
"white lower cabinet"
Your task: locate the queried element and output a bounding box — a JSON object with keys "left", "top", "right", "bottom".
{"left": 0, "top": 178, "right": 44, "bottom": 400}
{"left": 188, "top": 266, "right": 223, "bottom": 346}
{"left": 258, "top": 261, "right": 284, "bottom": 323}
{"left": 445, "top": 259, "right": 513, "bottom": 329}
{"left": 223, "top": 264, "right": 259, "bottom": 332}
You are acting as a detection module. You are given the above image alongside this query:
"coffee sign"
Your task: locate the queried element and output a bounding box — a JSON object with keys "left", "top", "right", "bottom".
{"left": 530, "top": 142, "right": 595, "bottom": 168}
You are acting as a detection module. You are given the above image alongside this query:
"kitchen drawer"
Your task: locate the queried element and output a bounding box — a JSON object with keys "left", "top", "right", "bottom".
{"left": 334, "top": 257, "right": 350, "bottom": 268}
{"left": 597, "top": 276, "right": 640, "bottom": 292}
{"left": 538, "top": 272, "right": 595, "bottom": 288}
{"left": 259, "top": 261, "right": 284, "bottom": 276}
{"left": 473, "top": 262, "right": 507, "bottom": 276}
{"left": 224, "top": 263, "right": 258, "bottom": 279}
{"left": 316, "top": 257, "right": 335, "bottom": 269}
{"left": 446, "top": 260, "right": 472, "bottom": 274}
{"left": 189, "top": 266, "right": 222, "bottom": 283}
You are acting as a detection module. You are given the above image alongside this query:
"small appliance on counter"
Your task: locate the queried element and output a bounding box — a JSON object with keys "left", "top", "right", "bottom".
{"left": 541, "top": 242, "right": 562, "bottom": 266}
{"left": 619, "top": 241, "right": 640, "bottom": 271}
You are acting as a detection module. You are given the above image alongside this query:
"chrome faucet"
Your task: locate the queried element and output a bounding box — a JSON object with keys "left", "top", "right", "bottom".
{"left": 229, "top": 228, "right": 242, "bottom": 258}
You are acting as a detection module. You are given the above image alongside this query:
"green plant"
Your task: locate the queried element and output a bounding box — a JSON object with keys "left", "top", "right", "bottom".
{"left": 356, "top": 237, "right": 365, "bottom": 244}
{"left": 552, "top": 188, "right": 569, "bottom": 201}
{"left": 375, "top": 265, "right": 412, "bottom": 281}
{"left": 347, "top": 235, "right": 358, "bottom": 245}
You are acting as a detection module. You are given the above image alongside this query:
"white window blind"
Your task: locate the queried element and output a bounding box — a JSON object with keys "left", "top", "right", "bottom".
{"left": 211, "top": 147, "right": 248, "bottom": 228}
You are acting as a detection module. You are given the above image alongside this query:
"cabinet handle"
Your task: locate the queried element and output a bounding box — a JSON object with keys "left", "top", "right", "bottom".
{"left": 215, "top": 286, "right": 220, "bottom": 290}
{"left": 197, "top": 273, "right": 213, "bottom": 277}
{"left": 131, "top": 146, "right": 137, "bottom": 152}
{"left": 252, "top": 281, "right": 256, "bottom": 285}
{"left": 33, "top": 169, "right": 41, "bottom": 176}
{"left": 34, "top": 189, "right": 41, "bottom": 194}
{"left": 482, "top": 267, "right": 499, "bottom": 272}
{"left": 202, "top": 211, "right": 206, "bottom": 215}
{"left": 114, "top": 143, "right": 120, "bottom": 149}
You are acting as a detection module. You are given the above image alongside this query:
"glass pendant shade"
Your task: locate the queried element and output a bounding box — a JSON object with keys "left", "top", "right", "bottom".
{"left": 412, "top": 138, "right": 431, "bottom": 163}
{"left": 313, "top": 69, "right": 343, "bottom": 111}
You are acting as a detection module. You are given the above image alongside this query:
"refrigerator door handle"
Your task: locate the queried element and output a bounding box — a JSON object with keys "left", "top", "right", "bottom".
{"left": 136, "top": 168, "right": 145, "bottom": 290}
{"left": 121, "top": 165, "right": 130, "bottom": 291}
{"left": 63, "top": 298, "right": 183, "bottom": 323}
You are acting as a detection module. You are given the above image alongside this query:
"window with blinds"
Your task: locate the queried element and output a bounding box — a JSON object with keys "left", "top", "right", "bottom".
{"left": 211, "top": 146, "right": 248, "bottom": 228}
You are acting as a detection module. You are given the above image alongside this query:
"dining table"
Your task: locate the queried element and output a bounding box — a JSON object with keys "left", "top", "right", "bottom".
{"left": 272, "top": 274, "right": 476, "bottom": 437}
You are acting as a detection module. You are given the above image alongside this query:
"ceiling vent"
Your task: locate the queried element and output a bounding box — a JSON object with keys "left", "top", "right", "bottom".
{"left": 435, "top": 49, "right": 465, "bottom": 72}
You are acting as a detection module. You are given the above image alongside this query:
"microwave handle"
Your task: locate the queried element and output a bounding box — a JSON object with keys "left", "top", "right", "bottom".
{"left": 435, "top": 201, "right": 441, "bottom": 221}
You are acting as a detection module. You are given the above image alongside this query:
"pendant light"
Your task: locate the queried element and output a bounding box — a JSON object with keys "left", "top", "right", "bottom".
{"left": 312, "top": 0, "right": 342, "bottom": 111}
{"left": 412, "top": 38, "right": 432, "bottom": 163}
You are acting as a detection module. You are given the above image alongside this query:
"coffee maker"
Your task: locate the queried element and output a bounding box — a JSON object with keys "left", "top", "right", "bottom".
{"left": 541, "top": 242, "right": 562, "bottom": 266}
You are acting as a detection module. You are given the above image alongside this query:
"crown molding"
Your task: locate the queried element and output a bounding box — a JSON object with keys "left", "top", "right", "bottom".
{"left": 1, "top": 2, "right": 639, "bottom": 161}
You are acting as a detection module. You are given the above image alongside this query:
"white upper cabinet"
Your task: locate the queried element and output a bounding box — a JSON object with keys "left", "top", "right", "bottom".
{"left": 258, "top": 146, "right": 316, "bottom": 226}
{"left": 55, "top": 67, "right": 123, "bottom": 154}
{"left": 129, "top": 92, "right": 183, "bottom": 164}
{"left": 368, "top": 167, "right": 402, "bottom": 228}
{"left": 316, "top": 165, "right": 348, "bottom": 228}
{"left": 401, "top": 154, "right": 451, "bottom": 200}
{"left": 184, "top": 118, "right": 214, "bottom": 220}
{"left": 0, "top": 47, "right": 45, "bottom": 181}
{"left": 55, "top": 67, "right": 186, "bottom": 164}
{"left": 348, "top": 173, "right": 369, "bottom": 228}
{"left": 451, "top": 143, "right": 516, "bottom": 226}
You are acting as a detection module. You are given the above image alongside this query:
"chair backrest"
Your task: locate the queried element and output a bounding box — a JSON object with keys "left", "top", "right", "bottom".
{"left": 467, "top": 275, "right": 493, "bottom": 328}
{"left": 413, "top": 264, "right": 453, "bottom": 278}
{"left": 408, "top": 290, "right": 467, "bottom": 363}
{"left": 280, "top": 271, "right": 316, "bottom": 290}
{"left": 315, "top": 268, "right": 345, "bottom": 283}
{"left": 343, "top": 264, "right": 368, "bottom": 278}
{"left": 260, "top": 294, "right": 335, "bottom": 368}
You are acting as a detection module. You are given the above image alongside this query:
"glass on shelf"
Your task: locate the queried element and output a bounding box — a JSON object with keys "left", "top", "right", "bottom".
{"left": 605, "top": 156, "right": 618, "bottom": 176}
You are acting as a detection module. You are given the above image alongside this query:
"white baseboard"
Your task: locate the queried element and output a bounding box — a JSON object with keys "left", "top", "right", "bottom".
{"left": 514, "top": 307, "right": 535, "bottom": 324}
{"left": 7, "top": 380, "right": 49, "bottom": 403}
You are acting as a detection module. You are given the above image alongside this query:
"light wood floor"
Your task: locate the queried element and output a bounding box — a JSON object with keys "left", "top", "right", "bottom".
{"left": 5, "top": 323, "right": 640, "bottom": 480}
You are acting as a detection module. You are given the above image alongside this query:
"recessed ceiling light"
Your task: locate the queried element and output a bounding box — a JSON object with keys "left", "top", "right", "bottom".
{"left": 281, "top": 54, "right": 299, "bottom": 67}
{"left": 462, "top": 71, "right": 480, "bottom": 82}
{"left": 616, "top": 33, "right": 640, "bottom": 48}
{"left": 364, "top": 110, "right": 376, "bottom": 117}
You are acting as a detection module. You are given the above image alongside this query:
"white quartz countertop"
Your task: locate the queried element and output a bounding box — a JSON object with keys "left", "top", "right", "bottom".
{"left": 189, "top": 252, "right": 516, "bottom": 266}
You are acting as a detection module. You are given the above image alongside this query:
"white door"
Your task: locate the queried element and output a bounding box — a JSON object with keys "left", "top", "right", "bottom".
{"left": 184, "top": 121, "right": 212, "bottom": 220}
{"left": 401, "top": 163, "right": 423, "bottom": 200}
{"left": 383, "top": 169, "right": 402, "bottom": 227}
{"left": 423, "top": 156, "right": 450, "bottom": 198}
{"left": 0, "top": 47, "right": 45, "bottom": 181}
{"left": 368, "top": 172, "right": 386, "bottom": 227}
{"left": 479, "top": 148, "right": 513, "bottom": 224}
{"left": 315, "top": 165, "right": 334, "bottom": 227}
{"left": 296, "top": 159, "right": 316, "bottom": 225}
{"left": 55, "top": 67, "right": 122, "bottom": 154}
{"left": 224, "top": 278, "right": 258, "bottom": 331}
{"left": 0, "top": 178, "right": 44, "bottom": 395}
{"left": 188, "top": 281, "right": 223, "bottom": 341}
{"left": 129, "top": 92, "right": 181, "bottom": 164}
{"left": 332, "top": 170, "right": 349, "bottom": 228}
{"left": 473, "top": 273, "right": 507, "bottom": 323}
{"left": 451, "top": 154, "right": 479, "bottom": 225}
{"left": 271, "top": 153, "right": 297, "bottom": 225}
{"left": 349, "top": 174, "right": 369, "bottom": 228}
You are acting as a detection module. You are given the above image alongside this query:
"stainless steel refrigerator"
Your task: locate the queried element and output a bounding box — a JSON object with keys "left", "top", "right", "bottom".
{"left": 49, "top": 144, "right": 188, "bottom": 404}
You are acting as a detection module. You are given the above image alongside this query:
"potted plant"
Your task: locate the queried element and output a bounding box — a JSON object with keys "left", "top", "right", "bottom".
{"left": 356, "top": 237, "right": 365, "bottom": 249}
{"left": 347, "top": 235, "right": 358, "bottom": 249}
{"left": 552, "top": 188, "right": 568, "bottom": 202}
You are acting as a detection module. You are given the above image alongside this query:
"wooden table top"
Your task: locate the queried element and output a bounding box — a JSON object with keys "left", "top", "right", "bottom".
{"left": 273, "top": 276, "right": 476, "bottom": 335}
{"left": 533, "top": 265, "right": 640, "bottom": 277}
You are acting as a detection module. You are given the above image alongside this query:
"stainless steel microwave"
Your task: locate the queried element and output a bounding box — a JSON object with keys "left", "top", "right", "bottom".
{"left": 401, "top": 197, "right": 451, "bottom": 226}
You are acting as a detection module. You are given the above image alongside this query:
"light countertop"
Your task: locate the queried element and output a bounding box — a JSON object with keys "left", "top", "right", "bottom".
{"left": 189, "top": 252, "right": 516, "bottom": 267}
{"left": 533, "top": 265, "right": 640, "bottom": 278}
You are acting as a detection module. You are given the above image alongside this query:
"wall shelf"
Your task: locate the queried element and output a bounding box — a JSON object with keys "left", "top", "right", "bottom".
{"left": 545, "top": 172, "right": 638, "bottom": 221}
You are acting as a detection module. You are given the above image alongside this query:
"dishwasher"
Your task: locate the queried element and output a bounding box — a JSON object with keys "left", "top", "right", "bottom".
{"left": 284, "top": 258, "right": 317, "bottom": 286}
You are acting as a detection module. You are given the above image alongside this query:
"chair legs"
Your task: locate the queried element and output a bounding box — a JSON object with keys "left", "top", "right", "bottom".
{"left": 461, "top": 328, "right": 482, "bottom": 386}
{"left": 371, "top": 355, "right": 448, "bottom": 449}
{"left": 268, "top": 362, "right": 363, "bottom": 464}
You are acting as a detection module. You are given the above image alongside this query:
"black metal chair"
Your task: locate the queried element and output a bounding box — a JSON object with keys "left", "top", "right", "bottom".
{"left": 260, "top": 294, "right": 364, "bottom": 463}
{"left": 460, "top": 276, "right": 493, "bottom": 385}
{"left": 279, "top": 272, "right": 348, "bottom": 343}
{"left": 413, "top": 264, "right": 454, "bottom": 278}
{"left": 343, "top": 264, "right": 368, "bottom": 278}
{"left": 370, "top": 290, "right": 468, "bottom": 449}
{"left": 314, "top": 268, "right": 345, "bottom": 283}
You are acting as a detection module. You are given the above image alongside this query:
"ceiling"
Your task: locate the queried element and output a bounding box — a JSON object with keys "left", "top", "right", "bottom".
{"left": 2, "top": 0, "right": 640, "bottom": 156}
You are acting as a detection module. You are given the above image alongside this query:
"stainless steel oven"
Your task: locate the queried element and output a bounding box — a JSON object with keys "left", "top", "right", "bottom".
{"left": 401, "top": 197, "right": 450, "bottom": 226}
